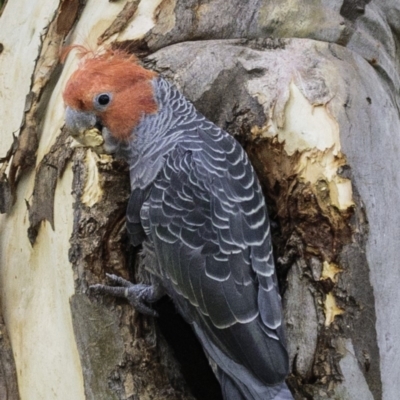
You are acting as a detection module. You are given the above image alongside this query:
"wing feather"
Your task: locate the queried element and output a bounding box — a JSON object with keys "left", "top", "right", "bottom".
{"left": 145, "top": 119, "right": 288, "bottom": 384}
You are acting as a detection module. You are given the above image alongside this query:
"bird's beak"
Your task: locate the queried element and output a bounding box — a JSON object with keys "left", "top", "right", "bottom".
{"left": 65, "top": 107, "right": 105, "bottom": 151}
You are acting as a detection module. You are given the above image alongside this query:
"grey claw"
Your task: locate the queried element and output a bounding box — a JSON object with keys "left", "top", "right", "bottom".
{"left": 105, "top": 273, "right": 132, "bottom": 287}
{"left": 89, "top": 275, "right": 162, "bottom": 317}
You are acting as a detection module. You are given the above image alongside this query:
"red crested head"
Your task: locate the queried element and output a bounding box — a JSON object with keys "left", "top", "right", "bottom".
{"left": 62, "top": 47, "right": 158, "bottom": 140}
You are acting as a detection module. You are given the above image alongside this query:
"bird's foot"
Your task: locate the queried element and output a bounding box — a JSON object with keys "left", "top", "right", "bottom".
{"left": 89, "top": 273, "right": 164, "bottom": 317}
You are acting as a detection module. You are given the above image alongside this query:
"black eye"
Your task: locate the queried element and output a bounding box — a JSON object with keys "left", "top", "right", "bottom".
{"left": 98, "top": 94, "right": 110, "bottom": 106}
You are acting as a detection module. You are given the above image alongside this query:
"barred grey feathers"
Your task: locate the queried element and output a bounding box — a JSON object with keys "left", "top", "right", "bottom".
{"left": 119, "top": 77, "right": 291, "bottom": 400}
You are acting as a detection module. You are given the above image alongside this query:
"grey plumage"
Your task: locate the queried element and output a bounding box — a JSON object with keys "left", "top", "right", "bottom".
{"left": 116, "top": 78, "right": 292, "bottom": 399}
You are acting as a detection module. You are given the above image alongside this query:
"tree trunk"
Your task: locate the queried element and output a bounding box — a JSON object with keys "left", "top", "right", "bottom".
{"left": 0, "top": 1, "right": 399, "bottom": 399}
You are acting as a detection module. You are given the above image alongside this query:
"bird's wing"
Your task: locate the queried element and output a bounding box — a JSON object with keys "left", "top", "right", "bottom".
{"left": 126, "top": 187, "right": 149, "bottom": 246}
{"left": 147, "top": 122, "right": 288, "bottom": 384}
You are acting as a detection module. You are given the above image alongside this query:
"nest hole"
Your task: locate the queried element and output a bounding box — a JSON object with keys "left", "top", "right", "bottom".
{"left": 154, "top": 297, "right": 223, "bottom": 400}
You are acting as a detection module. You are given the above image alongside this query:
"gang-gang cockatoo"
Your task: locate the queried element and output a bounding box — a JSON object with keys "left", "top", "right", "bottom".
{"left": 63, "top": 48, "right": 292, "bottom": 400}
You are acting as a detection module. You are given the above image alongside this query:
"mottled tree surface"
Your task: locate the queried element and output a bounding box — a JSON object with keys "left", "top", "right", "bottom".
{"left": 0, "top": 315, "right": 19, "bottom": 400}
{"left": 0, "top": 0, "right": 399, "bottom": 399}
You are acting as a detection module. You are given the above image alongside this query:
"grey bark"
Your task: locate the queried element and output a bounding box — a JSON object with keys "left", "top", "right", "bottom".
{"left": 1, "top": 0, "right": 399, "bottom": 399}
{"left": 0, "top": 315, "right": 19, "bottom": 400}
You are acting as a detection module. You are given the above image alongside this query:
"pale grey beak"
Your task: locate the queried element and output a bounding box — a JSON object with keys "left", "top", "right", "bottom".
{"left": 65, "top": 107, "right": 105, "bottom": 151}
{"left": 65, "top": 106, "right": 98, "bottom": 137}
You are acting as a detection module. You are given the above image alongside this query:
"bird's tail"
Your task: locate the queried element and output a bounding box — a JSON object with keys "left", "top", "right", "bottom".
{"left": 193, "top": 322, "right": 294, "bottom": 400}
{"left": 220, "top": 370, "right": 293, "bottom": 400}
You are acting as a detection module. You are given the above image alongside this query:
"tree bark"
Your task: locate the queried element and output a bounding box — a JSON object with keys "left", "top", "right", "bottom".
{"left": 0, "top": 1, "right": 399, "bottom": 399}
{"left": 0, "top": 315, "right": 19, "bottom": 400}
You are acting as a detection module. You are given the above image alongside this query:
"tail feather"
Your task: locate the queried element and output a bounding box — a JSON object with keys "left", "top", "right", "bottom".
{"left": 193, "top": 322, "right": 294, "bottom": 400}
{"left": 220, "top": 372, "right": 293, "bottom": 400}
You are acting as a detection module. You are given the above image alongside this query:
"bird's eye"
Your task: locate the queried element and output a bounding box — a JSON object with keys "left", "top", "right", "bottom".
{"left": 94, "top": 93, "right": 112, "bottom": 108}
{"left": 98, "top": 94, "right": 110, "bottom": 105}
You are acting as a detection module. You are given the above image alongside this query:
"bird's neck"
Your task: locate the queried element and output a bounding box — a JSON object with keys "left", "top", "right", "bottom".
{"left": 125, "top": 77, "right": 199, "bottom": 190}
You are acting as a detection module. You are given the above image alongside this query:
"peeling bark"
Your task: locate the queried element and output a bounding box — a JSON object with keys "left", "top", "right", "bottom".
{"left": 98, "top": 1, "right": 141, "bottom": 45}
{"left": 5, "top": 0, "right": 83, "bottom": 205}
{"left": 28, "top": 128, "right": 74, "bottom": 244}
{"left": 0, "top": 316, "right": 19, "bottom": 400}
{"left": 1, "top": 0, "right": 400, "bottom": 399}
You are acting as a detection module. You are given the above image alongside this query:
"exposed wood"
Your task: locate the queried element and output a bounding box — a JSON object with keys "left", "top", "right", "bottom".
{"left": 1, "top": 0, "right": 400, "bottom": 399}
{"left": 69, "top": 149, "right": 195, "bottom": 400}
